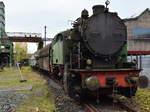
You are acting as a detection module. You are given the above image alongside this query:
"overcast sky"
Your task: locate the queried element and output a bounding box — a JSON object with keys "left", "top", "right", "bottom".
{"left": 2, "top": 0, "right": 150, "bottom": 53}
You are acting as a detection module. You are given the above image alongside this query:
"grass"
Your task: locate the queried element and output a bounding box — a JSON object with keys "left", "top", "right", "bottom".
{"left": 16, "top": 85, "right": 55, "bottom": 112}
{"left": 134, "top": 88, "right": 150, "bottom": 112}
{"left": 1, "top": 67, "right": 150, "bottom": 112}
{"left": 0, "top": 66, "right": 55, "bottom": 112}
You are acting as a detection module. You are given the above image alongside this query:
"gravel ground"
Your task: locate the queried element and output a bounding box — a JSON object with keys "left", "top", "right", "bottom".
{"left": 47, "top": 78, "right": 85, "bottom": 112}
{"left": 0, "top": 67, "right": 55, "bottom": 112}
{"left": 0, "top": 91, "right": 28, "bottom": 112}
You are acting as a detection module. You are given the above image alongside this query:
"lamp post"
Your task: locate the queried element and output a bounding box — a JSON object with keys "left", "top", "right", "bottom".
{"left": 44, "top": 26, "right": 47, "bottom": 46}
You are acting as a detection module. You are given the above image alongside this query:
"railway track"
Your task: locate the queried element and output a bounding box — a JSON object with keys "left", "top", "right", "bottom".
{"left": 84, "top": 102, "right": 139, "bottom": 112}
{"left": 36, "top": 70, "right": 140, "bottom": 112}
{"left": 115, "top": 97, "right": 139, "bottom": 112}
{"left": 84, "top": 103, "right": 102, "bottom": 112}
{"left": 83, "top": 96, "right": 140, "bottom": 112}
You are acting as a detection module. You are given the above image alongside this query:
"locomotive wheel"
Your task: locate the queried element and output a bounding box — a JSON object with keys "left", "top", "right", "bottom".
{"left": 63, "top": 65, "right": 82, "bottom": 100}
{"left": 68, "top": 73, "right": 82, "bottom": 100}
{"left": 64, "top": 72, "right": 82, "bottom": 100}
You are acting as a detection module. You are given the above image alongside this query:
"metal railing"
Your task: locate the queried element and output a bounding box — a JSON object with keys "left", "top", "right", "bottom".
{"left": 6, "top": 32, "right": 42, "bottom": 38}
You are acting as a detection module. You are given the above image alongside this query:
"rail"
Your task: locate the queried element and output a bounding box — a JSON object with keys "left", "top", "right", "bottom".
{"left": 84, "top": 103, "right": 102, "bottom": 112}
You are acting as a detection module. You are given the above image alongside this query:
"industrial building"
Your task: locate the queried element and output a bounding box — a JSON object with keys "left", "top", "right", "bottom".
{"left": 124, "top": 8, "right": 150, "bottom": 78}
{"left": 0, "top": 1, "right": 13, "bottom": 67}
{"left": 124, "top": 8, "right": 150, "bottom": 54}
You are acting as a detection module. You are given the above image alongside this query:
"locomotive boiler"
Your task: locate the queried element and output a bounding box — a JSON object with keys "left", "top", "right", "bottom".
{"left": 31, "top": 4, "right": 149, "bottom": 100}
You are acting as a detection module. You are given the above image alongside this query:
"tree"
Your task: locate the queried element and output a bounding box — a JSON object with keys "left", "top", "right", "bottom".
{"left": 14, "top": 42, "right": 28, "bottom": 62}
{"left": 37, "top": 41, "right": 43, "bottom": 50}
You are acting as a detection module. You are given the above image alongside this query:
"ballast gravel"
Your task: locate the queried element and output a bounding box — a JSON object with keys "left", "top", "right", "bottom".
{"left": 47, "top": 78, "right": 85, "bottom": 112}
{"left": 0, "top": 91, "right": 28, "bottom": 112}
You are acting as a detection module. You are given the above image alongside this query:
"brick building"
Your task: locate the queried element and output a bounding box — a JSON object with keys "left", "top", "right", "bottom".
{"left": 124, "top": 8, "right": 150, "bottom": 54}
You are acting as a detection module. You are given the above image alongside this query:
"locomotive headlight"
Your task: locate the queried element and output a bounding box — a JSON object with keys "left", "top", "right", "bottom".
{"left": 86, "top": 59, "right": 92, "bottom": 65}
{"left": 85, "top": 76, "right": 100, "bottom": 91}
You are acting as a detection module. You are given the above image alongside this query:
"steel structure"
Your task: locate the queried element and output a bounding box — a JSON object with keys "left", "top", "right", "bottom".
{"left": 0, "top": 32, "right": 53, "bottom": 42}
{"left": 0, "top": 2, "right": 13, "bottom": 67}
{"left": 124, "top": 8, "right": 150, "bottom": 55}
{"left": 7, "top": 32, "right": 42, "bottom": 42}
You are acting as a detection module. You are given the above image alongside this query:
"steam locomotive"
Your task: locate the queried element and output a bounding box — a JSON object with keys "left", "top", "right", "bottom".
{"left": 30, "top": 4, "right": 148, "bottom": 99}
